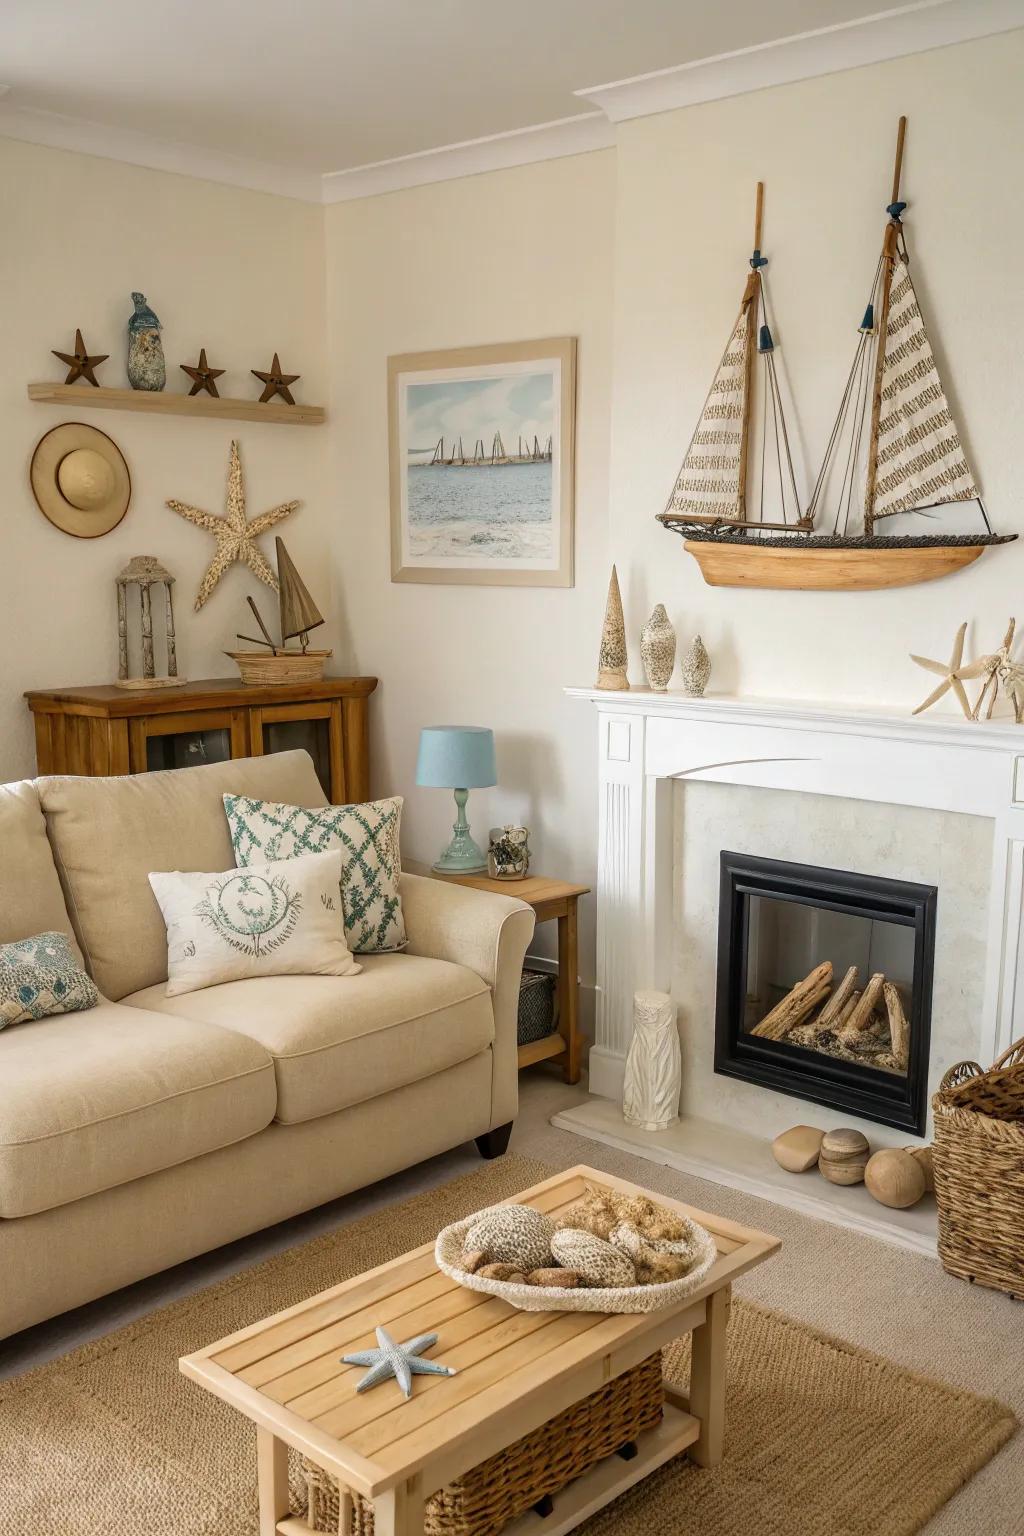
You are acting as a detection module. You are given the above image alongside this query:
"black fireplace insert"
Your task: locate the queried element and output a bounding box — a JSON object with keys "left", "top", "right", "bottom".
{"left": 715, "top": 851, "right": 936, "bottom": 1133}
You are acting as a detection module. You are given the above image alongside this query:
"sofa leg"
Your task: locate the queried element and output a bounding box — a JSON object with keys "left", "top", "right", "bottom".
{"left": 475, "top": 1122, "right": 513, "bottom": 1160}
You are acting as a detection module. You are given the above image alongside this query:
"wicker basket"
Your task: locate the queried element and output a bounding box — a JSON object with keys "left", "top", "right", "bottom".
{"left": 516, "top": 969, "right": 557, "bottom": 1046}
{"left": 303, "top": 1350, "right": 664, "bottom": 1536}
{"left": 932, "top": 1036, "right": 1024, "bottom": 1300}
{"left": 224, "top": 648, "right": 332, "bottom": 685}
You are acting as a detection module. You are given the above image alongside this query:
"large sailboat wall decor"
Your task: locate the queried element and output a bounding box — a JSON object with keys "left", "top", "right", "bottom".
{"left": 659, "top": 119, "right": 1015, "bottom": 591}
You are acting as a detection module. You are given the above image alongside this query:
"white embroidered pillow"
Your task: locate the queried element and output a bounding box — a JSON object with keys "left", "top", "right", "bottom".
{"left": 223, "top": 793, "right": 406, "bottom": 955}
{"left": 148, "top": 850, "right": 360, "bottom": 998}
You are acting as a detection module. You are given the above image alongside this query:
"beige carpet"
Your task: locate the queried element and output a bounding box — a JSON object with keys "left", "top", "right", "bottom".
{"left": 0, "top": 1154, "right": 1014, "bottom": 1536}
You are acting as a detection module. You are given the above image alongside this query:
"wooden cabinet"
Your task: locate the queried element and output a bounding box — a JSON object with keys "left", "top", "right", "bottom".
{"left": 25, "top": 676, "right": 377, "bottom": 804}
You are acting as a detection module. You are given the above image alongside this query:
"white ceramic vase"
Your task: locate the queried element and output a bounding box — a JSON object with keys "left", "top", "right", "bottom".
{"left": 640, "top": 604, "right": 676, "bottom": 691}
{"left": 622, "top": 989, "right": 681, "bottom": 1131}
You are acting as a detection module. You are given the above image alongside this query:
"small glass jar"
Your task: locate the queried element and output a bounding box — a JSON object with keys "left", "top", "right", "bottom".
{"left": 487, "top": 824, "right": 531, "bottom": 880}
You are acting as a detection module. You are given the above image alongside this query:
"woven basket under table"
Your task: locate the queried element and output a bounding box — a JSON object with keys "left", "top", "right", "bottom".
{"left": 304, "top": 1350, "right": 665, "bottom": 1536}
{"left": 932, "top": 1036, "right": 1024, "bottom": 1301}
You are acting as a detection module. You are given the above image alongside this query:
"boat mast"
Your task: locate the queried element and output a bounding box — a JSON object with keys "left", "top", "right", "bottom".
{"left": 863, "top": 115, "right": 907, "bottom": 537}
{"left": 737, "top": 181, "right": 765, "bottom": 519}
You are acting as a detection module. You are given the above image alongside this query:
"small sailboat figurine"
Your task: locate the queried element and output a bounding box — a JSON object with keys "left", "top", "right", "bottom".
{"left": 658, "top": 182, "right": 807, "bottom": 539}
{"left": 226, "top": 537, "right": 333, "bottom": 685}
{"left": 663, "top": 119, "right": 1015, "bottom": 590}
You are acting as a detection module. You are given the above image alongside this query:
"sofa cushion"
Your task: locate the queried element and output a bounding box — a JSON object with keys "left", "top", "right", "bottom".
{"left": 37, "top": 750, "right": 328, "bottom": 1001}
{"left": 0, "top": 781, "right": 82, "bottom": 959}
{"left": 0, "top": 999, "right": 276, "bottom": 1218}
{"left": 126, "top": 952, "right": 493, "bottom": 1124}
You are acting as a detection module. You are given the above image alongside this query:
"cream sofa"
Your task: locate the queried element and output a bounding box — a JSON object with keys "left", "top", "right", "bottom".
{"left": 0, "top": 751, "right": 534, "bottom": 1341}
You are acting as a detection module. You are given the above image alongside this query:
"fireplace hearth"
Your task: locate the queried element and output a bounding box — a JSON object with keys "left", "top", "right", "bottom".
{"left": 715, "top": 851, "right": 936, "bottom": 1133}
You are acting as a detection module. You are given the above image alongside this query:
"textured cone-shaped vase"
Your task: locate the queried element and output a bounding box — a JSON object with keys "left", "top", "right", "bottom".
{"left": 596, "top": 564, "right": 629, "bottom": 690}
{"left": 640, "top": 603, "right": 676, "bottom": 690}
{"left": 680, "top": 634, "right": 711, "bottom": 696}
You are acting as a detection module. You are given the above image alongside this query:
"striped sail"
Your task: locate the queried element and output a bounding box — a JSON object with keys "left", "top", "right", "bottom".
{"left": 664, "top": 309, "right": 749, "bottom": 521}
{"left": 871, "top": 255, "right": 979, "bottom": 520}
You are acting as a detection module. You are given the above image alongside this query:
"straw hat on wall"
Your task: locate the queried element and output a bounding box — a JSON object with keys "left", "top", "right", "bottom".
{"left": 30, "top": 422, "right": 131, "bottom": 538}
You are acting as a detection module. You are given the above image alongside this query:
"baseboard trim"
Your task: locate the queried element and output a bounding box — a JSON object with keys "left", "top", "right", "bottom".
{"left": 551, "top": 1097, "right": 938, "bottom": 1258}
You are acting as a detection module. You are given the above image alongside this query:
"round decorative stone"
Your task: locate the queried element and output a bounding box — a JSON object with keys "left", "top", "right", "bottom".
{"left": 464, "top": 1205, "right": 554, "bottom": 1270}
{"left": 865, "top": 1148, "right": 926, "bottom": 1209}
{"left": 550, "top": 1228, "right": 637, "bottom": 1287}
{"left": 818, "top": 1127, "right": 870, "bottom": 1186}
{"left": 772, "top": 1125, "right": 826, "bottom": 1174}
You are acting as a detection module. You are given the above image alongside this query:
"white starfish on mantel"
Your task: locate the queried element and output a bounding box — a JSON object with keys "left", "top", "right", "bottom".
{"left": 341, "top": 1325, "right": 456, "bottom": 1399}
{"left": 910, "top": 621, "right": 989, "bottom": 721}
{"left": 166, "top": 439, "right": 300, "bottom": 610}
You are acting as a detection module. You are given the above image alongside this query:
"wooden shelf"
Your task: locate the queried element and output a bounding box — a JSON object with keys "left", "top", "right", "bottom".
{"left": 517, "top": 1033, "right": 567, "bottom": 1069}
{"left": 27, "top": 382, "right": 325, "bottom": 426}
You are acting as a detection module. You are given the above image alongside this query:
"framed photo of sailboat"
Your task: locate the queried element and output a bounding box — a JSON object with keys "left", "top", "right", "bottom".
{"left": 387, "top": 337, "right": 576, "bottom": 587}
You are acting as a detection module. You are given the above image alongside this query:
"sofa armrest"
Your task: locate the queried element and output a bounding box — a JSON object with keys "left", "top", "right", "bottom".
{"left": 400, "top": 873, "right": 535, "bottom": 1129}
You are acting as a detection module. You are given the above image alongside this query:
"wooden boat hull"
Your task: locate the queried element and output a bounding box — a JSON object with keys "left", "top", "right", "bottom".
{"left": 684, "top": 539, "right": 988, "bottom": 591}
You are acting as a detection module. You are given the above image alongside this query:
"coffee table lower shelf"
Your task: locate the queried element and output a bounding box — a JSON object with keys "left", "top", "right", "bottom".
{"left": 275, "top": 1397, "right": 700, "bottom": 1536}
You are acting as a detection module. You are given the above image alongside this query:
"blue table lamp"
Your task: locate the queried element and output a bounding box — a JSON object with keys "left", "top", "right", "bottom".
{"left": 416, "top": 726, "right": 496, "bottom": 873}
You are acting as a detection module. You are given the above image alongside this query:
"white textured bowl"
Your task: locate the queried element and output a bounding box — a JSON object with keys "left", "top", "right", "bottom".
{"left": 435, "top": 1199, "right": 718, "bottom": 1314}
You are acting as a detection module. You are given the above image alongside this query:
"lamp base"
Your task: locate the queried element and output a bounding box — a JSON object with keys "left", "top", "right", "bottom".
{"left": 432, "top": 788, "right": 488, "bottom": 874}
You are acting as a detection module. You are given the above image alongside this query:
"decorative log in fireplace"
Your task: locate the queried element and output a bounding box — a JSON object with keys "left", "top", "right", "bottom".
{"left": 716, "top": 852, "right": 936, "bottom": 1133}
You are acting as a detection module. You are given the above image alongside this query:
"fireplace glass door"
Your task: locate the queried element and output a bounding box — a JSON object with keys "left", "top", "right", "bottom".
{"left": 716, "top": 852, "right": 936, "bottom": 1132}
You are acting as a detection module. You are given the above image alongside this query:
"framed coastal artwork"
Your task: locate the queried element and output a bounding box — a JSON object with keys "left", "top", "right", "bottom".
{"left": 388, "top": 337, "right": 576, "bottom": 587}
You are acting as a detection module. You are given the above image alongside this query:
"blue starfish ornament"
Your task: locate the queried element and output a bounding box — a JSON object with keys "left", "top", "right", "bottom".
{"left": 341, "top": 1326, "right": 457, "bottom": 1399}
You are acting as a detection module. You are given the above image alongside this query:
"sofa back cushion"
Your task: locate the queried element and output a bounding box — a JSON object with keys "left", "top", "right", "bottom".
{"left": 0, "top": 782, "right": 82, "bottom": 960}
{"left": 37, "top": 751, "right": 327, "bottom": 1000}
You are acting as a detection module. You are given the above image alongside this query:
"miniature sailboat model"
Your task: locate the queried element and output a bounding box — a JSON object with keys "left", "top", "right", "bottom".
{"left": 663, "top": 120, "right": 1014, "bottom": 591}
{"left": 226, "top": 536, "right": 333, "bottom": 684}
{"left": 658, "top": 182, "right": 808, "bottom": 540}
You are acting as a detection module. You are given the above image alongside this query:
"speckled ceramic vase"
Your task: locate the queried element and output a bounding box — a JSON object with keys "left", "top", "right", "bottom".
{"left": 126, "top": 292, "right": 166, "bottom": 392}
{"left": 680, "top": 634, "right": 711, "bottom": 696}
{"left": 640, "top": 604, "right": 676, "bottom": 691}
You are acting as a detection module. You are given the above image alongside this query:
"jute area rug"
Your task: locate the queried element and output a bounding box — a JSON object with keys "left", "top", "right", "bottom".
{"left": 0, "top": 1155, "right": 1014, "bottom": 1536}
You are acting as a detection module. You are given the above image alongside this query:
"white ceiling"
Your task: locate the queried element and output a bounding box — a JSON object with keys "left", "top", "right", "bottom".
{"left": 2, "top": 0, "right": 918, "bottom": 174}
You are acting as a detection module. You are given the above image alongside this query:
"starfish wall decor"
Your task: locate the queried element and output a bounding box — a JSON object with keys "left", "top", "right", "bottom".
{"left": 179, "top": 348, "right": 225, "bottom": 398}
{"left": 52, "top": 328, "right": 109, "bottom": 387}
{"left": 341, "top": 1325, "right": 456, "bottom": 1399}
{"left": 252, "top": 352, "right": 300, "bottom": 405}
{"left": 166, "top": 440, "right": 300, "bottom": 610}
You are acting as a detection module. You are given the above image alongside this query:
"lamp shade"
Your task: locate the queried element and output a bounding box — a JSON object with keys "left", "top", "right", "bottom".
{"left": 416, "top": 726, "right": 496, "bottom": 789}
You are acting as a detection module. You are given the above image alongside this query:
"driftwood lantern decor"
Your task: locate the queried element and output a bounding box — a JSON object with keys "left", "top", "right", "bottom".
{"left": 115, "top": 556, "right": 185, "bottom": 690}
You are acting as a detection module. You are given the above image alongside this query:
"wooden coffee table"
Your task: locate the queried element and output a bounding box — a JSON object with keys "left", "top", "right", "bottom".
{"left": 180, "top": 1166, "right": 780, "bottom": 1536}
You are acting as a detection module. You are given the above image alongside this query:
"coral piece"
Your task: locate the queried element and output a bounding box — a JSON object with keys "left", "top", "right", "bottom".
{"left": 524, "top": 1268, "right": 580, "bottom": 1288}
{"left": 550, "top": 1228, "right": 637, "bottom": 1287}
{"left": 464, "top": 1205, "right": 554, "bottom": 1270}
{"left": 557, "top": 1188, "right": 692, "bottom": 1247}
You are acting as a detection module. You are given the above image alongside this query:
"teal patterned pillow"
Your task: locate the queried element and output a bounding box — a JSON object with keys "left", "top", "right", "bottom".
{"left": 0, "top": 931, "right": 99, "bottom": 1029}
{"left": 223, "top": 794, "right": 406, "bottom": 955}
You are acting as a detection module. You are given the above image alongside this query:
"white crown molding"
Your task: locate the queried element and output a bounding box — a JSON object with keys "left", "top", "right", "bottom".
{"left": 320, "top": 113, "right": 615, "bottom": 204}
{"left": 0, "top": 101, "right": 324, "bottom": 202}
{"left": 575, "top": 0, "right": 1024, "bottom": 122}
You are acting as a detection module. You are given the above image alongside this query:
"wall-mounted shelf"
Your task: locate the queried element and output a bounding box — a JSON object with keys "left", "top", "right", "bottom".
{"left": 27, "top": 382, "right": 326, "bottom": 426}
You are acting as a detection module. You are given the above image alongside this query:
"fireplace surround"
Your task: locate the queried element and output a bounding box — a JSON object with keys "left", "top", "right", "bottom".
{"left": 715, "top": 850, "right": 936, "bottom": 1133}
{"left": 565, "top": 687, "right": 1024, "bottom": 1129}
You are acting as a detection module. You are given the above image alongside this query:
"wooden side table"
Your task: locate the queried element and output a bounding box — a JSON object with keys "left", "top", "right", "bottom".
{"left": 434, "top": 873, "right": 588, "bottom": 1084}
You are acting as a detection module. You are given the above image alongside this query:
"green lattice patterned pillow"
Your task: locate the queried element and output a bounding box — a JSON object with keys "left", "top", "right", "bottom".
{"left": 223, "top": 794, "right": 406, "bottom": 955}
{"left": 0, "top": 931, "right": 99, "bottom": 1029}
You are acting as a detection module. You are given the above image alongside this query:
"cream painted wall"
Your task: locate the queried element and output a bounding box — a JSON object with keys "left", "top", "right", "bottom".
{"left": 323, "top": 151, "right": 616, "bottom": 979}
{"left": 0, "top": 138, "right": 329, "bottom": 782}
{"left": 609, "top": 30, "right": 1024, "bottom": 697}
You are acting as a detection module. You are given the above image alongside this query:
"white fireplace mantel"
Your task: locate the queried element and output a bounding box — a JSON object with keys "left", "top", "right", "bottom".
{"left": 567, "top": 686, "right": 1024, "bottom": 1101}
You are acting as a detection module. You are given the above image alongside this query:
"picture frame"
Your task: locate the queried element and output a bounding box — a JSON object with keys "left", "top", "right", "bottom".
{"left": 388, "top": 336, "right": 576, "bottom": 588}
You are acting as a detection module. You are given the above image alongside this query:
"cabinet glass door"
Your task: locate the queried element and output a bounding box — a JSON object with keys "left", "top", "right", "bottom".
{"left": 129, "top": 709, "right": 248, "bottom": 774}
{"left": 248, "top": 702, "right": 341, "bottom": 799}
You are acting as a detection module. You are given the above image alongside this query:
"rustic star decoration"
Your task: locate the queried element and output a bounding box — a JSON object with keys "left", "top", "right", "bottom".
{"left": 179, "top": 348, "right": 225, "bottom": 398}
{"left": 52, "top": 328, "right": 109, "bottom": 387}
{"left": 166, "top": 439, "right": 300, "bottom": 610}
{"left": 252, "top": 352, "right": 300, "bottom": 405}
{"left": 341, "top": 1326, "right": 456, "bottom": 1400}
{"left": 910, "top": 621, "right": 990, "bottom": 720}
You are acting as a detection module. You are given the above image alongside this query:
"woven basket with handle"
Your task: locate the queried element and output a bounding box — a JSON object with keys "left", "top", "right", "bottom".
{"left": 932, "top": 1035, "right": 1024, "bottom": 1300}
{"left": 303, "top": 1350, "right": 664, "bottom": 1536}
